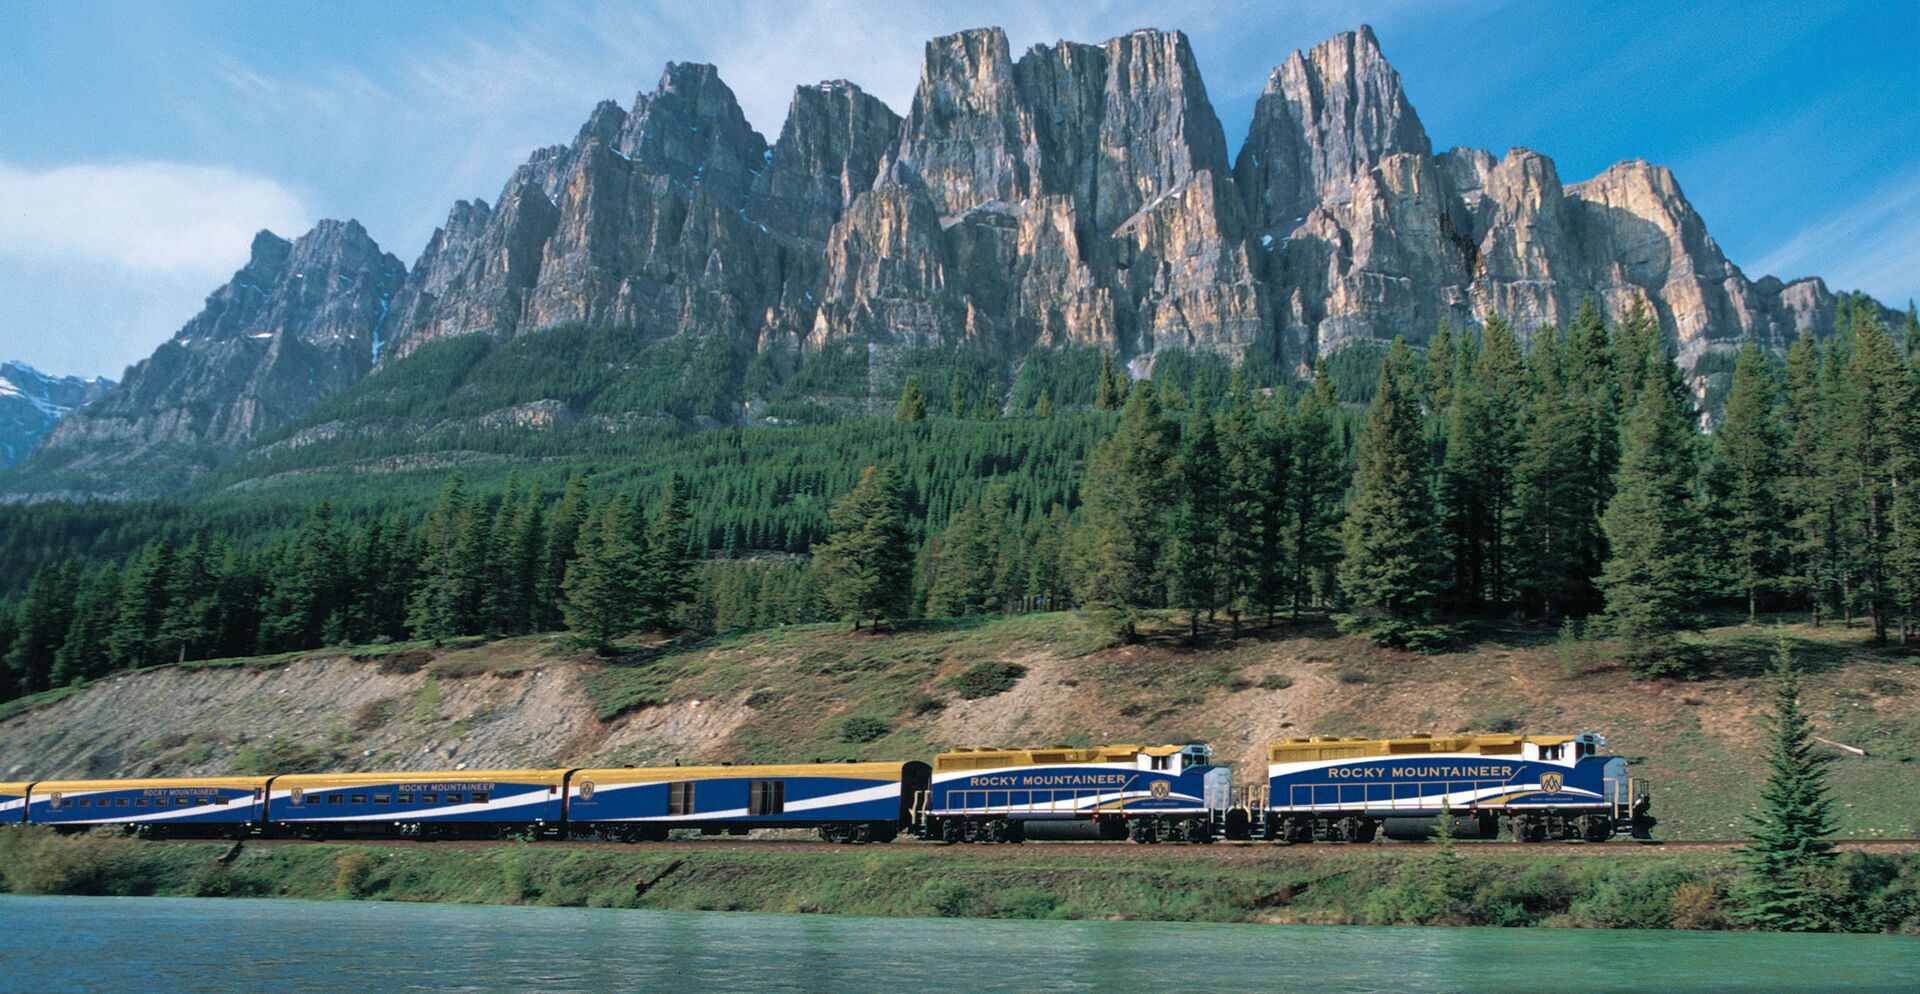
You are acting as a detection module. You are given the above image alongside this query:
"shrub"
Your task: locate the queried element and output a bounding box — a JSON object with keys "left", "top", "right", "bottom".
{"left": 909, "top": 693, "right": 946, "bottom": 715}
{"left": 744, "top": 689, "right": 781, "bottom": 709}
{"left": 0, "top": 827, "right": 143, "bottom": 896}
{"left": 229, "top": 738, "right": 335, "bottom": 776}
{"left": 333, "top": 851, "right": 377, "bottom": 899}
{"left": 946, "top": 661, "right": 1028, "bottom": 701}
{"left": 1336, "top": 668, "right": 1370, "bottom": 685}
{"left": 839, "top": 716, "right": 891, "bottom": 743}
{"left": 1258, "top": 674, "right": 1294, "bottom": 691}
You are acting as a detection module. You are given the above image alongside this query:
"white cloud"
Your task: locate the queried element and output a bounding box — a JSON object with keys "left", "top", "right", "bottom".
{"left": 1752, "top": 168, "right": 1920, "bottom": 304}
{"left": 0, "top": 160, "right": 312, "bottom": 274}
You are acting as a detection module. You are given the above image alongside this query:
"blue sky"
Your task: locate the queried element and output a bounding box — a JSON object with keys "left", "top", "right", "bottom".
{"left": 2, "top": 0, "right": 1914, "bottom": 378}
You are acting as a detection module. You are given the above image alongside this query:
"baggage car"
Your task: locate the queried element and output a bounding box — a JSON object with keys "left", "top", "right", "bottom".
{"left": 566, "top": 761, "right": 930, "bottom": 843}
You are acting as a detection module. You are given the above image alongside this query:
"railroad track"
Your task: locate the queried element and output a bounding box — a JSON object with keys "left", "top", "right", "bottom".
{"left": 155, "top": 836, "right": 1920, "bottom": 857}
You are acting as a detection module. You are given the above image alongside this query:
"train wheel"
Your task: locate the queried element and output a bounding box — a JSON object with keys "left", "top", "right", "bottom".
{"left": 1127, "top": 818, "right": 1155, "bottom": 844}
{"left": 1579, "top": 814, "right": 1613, "bottom": 842}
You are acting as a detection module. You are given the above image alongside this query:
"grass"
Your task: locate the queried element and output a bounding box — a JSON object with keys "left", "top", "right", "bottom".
{"left": 0, "top": 828, "right": 1914, "bottom": 932}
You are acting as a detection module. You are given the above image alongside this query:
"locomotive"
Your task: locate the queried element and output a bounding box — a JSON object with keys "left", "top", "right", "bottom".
{"left": 1, "top": 732, "right": 1653, "bottom": 844}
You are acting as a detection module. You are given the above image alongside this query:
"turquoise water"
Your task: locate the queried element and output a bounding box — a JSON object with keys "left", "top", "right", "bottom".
{"left": 0, "top": 896, "right": 1913, "bottom": 993}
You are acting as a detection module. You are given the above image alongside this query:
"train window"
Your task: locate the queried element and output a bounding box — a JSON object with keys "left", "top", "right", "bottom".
{"left": 748, "top": 780, "right": 785, "bottom": 816}
{"left": 350, "top": 795, "right": 367, "bottom": 804}
{"left": 471, "top": 793, "right": 489, "bottom": 805}
{"left": 304, "top": 795, "right": 323, "bottom": 805}
{"left": 1150, "top": 755, "right": 1170, "bottom": 771}
{"left": 196, "top": 798, "right": 211, "bottom": 806}
{"left": 77, "top": 799, "right": 90, "bottom": 807}
{"left": 327, "top": 796, "right": 343, "bottom": 805}
{"left": 215, "top": 797, "right": 229, "bottom": 805}
{"left": 444, "top": 793, "right": 464, "bottom": 805}
{"left": 1542, "top": 745, "right": 1565, "bottom": 760}
{"left": 373, "top": 794, "right": 391, "bottom": 804}
{"left": 135, "top": 799, "right": 149, "bottom": 807}
{"left": 420, "top": 795, "right": 438, "bottom": 805}
{"left": 397, "top": 794, "right": 413, "bottom": 804}
{"left": 668, "top": 782, "right": 695, "bottom": 816}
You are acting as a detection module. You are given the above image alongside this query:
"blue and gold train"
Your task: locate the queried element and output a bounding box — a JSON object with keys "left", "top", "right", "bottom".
{"left": 0, "top": 732, "right": 1653, "bottom": 844}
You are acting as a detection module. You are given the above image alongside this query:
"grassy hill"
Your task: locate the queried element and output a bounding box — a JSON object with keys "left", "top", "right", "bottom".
{"left": 0, "top": 612, "right": 1913, "bottom": 841}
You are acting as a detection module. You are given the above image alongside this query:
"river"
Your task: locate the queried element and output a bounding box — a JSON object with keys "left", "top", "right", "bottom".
{"left": 0, "top": 896, "right": 1912, "bottom": 993}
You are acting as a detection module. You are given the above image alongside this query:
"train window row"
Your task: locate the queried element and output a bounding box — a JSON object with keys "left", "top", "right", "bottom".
{"left": 296, "top": 792, "right": 490, "bottom": 806}
{"left": 50, "top": 796, "right": 229, "bottom": 809}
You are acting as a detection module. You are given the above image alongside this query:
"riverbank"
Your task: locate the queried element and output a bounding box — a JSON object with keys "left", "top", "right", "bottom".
{"left": 2, "top": 829, "right": 1914, "bottom": 932}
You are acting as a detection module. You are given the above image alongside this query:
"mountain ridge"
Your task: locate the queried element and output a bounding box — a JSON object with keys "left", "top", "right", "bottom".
{"left": 8, "top": 23, "right": 1886, "bottom": 498}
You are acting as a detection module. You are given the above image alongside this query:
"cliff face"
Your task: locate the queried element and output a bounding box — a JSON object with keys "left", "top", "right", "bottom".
{"left": 19, "top": 221, "right": 403, "bottom": 492}
{"left": 385, "top": 23, "right": 1844, "bottom": 379}
{"left": 6, "top": 22, "right": 1871, "bottom": 495}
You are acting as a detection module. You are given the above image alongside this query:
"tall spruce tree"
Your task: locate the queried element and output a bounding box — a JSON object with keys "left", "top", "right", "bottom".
{"left": 5, "top": 561, "right": 77, "bottom": 694}
{"left": 895, "top": 377, "right": 928, "bottom": 422}
{"left": 1288, "top": 365, "right": 1346, "bottom": 615}
{"left": 1168, "top": 391, "right": 1225, "bottom": 637}
{"left": 1599, "top": 345, "right": 1707, "bottom": 674}
{"left": 1835, "top": 317, "right": 1914, "bottom": 641}
{"left": 1612, "top": 299, "right": 1659, "bottom": 415}
{"left": 1512, "top": 327, "right": 1599, "bottom": 617}
{"left": 646, "top": 472, "right": 697, "bottom": 628}
{"left": 1736, "top": 634, "right": 1836, "bottom": 931}
{"left": 53, "top": 563, "right": 121, "bottom": 685}
{"left": 562, "top": 497, "right": 646, "bottom": 648}
{"left": 813, "top": 464, "right": 914, "bottom": 629}
{"left": 538, "top": 473, "right": 592, "bottom": 632}
{"left": 1216, "top": 374, "right": 1282, "bottom": 630}
{"left": 1338, "top": 339, "right": 1443, "bottom": 639}
{"left": 1706, "top": 343, "right": 1788, "bottom": 621}
{"left": 1074, "top": 381, "right": 1176, "bottom": 639}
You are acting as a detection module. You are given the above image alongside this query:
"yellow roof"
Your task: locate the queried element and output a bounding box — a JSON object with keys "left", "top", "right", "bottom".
{"left": 0, "top": 781, "right": 34, "bottom": 793}
{"left": 1268, "top": 734, "right": 1578, "bottom": 763}
{"left": 270, "top": 769, "right": 570, "bottom": 788}
{"left": 575, "top": 762, "right": 910, "bottom": 784}
{"left": 31, "top": 777, "right": 274, "bottom": 792}
{"left": 934, "top": 744, "right": 1181, "bottom": 772}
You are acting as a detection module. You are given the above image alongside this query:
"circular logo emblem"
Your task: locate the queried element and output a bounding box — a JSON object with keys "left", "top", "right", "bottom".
{"left": 578, "top": 781, "right": 595, "bottom": 801}
{"left": 289, "top": 787, "right": 304, "bottom": 804}
{"left": 1149, "top": 780, "right": 1171, "bottom": 800}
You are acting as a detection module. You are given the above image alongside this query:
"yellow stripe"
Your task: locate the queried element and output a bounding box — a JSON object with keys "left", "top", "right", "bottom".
{"left": 32, "top": 777, "right": 273, "bottom": 792}
{"left": 271, "top": 769, "right": 570, "bottom": 789}
{"left": 575, "top": 762, "right": 908, "bottom": 785}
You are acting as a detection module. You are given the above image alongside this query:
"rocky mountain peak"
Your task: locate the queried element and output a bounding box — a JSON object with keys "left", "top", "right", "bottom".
{"left": 1236, "top": 24, "right": 1431, "bottom": 230}
{"left": 0, "top": 362, "right": 114, "bottom": 469}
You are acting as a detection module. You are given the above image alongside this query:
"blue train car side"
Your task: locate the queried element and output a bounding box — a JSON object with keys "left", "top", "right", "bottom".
{"left": 920, "top": 744, "right": 1229, "bottom": 843}
{"left": 266, "top": 770, "right": 569, "bottom": 839}
{"left": 1, "top": 782, "right": 33, "bottom": 824}
{"left": 25, "top": 778, "right": 271, "bottom": 837}
{"left": 566, "top": 762, "right": 929, "bottom": 843}
{"left": 1263, "top": 733, "right": 1653, "bottom": 843}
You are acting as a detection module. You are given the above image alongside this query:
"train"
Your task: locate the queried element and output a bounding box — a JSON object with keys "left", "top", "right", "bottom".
{"left": 0, "top": 732, "right": 1654, "bottom": 845}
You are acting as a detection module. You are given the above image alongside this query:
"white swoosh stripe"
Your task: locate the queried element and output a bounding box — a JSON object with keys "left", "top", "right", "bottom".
{"left": 269, "top": 788, "right": 555, "bottom": 823}
{"left": 572, "top": 781, "right": 900, "bottom": 821}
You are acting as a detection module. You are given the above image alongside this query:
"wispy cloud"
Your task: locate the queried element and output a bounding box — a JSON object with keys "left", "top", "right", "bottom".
{"left": 0, "top": 160, "right": 311, "bottom": 274}
{"left": 1752, "top": 167, "right": 1920, "bottom": 302}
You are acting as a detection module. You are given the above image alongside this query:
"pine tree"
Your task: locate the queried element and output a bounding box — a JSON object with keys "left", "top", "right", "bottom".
{"left": 1736, "top": 634, "right": 1836, "bottom": 931}
{"left": 5, "top": 561, "right": 77, "bottom": 694}
{"left": 1074, "top": 380, "right": 1176, "bottom": 640}
{"left": 1512, "top": 327, "right": 1599, "bottom": 617}
{"left": 1168, "top": 392, "right": 1225, "bottom": 637}
{"left": 1903, "top": 300, "right": 1919, "bottom": 360}
{"left": 1287, "top": 364, "right": 1346, "bottom": 616}
{"left": 895, "top": 376, "right": 928, "bottom": 423}
{"left": 1338, "top": 339, "right": 1442, "bottom": 639}
{"left": 646, "top": 472, "right": 697, "bottom": 628}
{"left": 813, "top": 464, "right": 914, "bottom": 629}
{"left": 1032, "top": 389, "right": 1054, "bottom": 418}
{"left": 1706, "top": 343, "right": 1788, "bottom": 622}
{"left": 1599, "top": 346, "right": 1707, "bottom": 674}
{"left": 1835, "top": 317, "right": 1914, "bottom": 641}
{"left": 1096, "top": 351, "right": 1120, "bottom": 411}
{"left": 158, "top": 535, "right": 222, "bottom": 661}
{"left": 1217, "top": 374, "right": 1283, "bottom": 630}
{"left": 1612, "top": 299, "right": 1659, "bottom": 415}
{"left": 53, "top": 563, "right": 121, "bottom": 685}
{"left": 538, "top": 473, "right": 592, "bottom": 632}
{"left": 110, "top": 540, "right": 174, "bottom": 666}
{"left": 563, "top": 497, "right": 646, "bottom": 648}
{"left": 926, "top": 488, "right": 1007, "bottom": 617}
